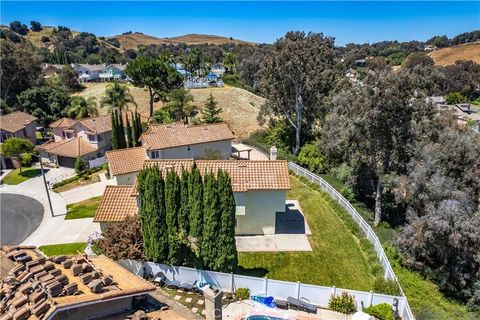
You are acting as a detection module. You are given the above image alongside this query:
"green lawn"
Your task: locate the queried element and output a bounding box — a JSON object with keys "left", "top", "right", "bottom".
{"left": 2, "top": 167, "right": 42, "bottom": 185}
{"left": 238, "top": 176, "right": 376, "bottom": 291}
{"left": 65, "top": 196, "right": 102, "bottom": 219}
{"left": 38, "top": 242, "right": 87, "bottom": 256}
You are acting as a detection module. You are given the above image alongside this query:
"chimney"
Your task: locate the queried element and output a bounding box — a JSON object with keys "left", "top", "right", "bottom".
{"left": 269, "top": 146, "right": 277, "bottom": 160}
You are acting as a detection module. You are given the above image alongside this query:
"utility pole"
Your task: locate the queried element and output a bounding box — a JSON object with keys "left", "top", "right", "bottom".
{"left": 34, "top": 154, "right": 54, "bottom": 217}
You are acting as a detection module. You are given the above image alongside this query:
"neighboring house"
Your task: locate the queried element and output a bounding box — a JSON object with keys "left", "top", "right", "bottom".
{"left": 175, "top": 63, "right": 190, "bottom": 77}
{"left": 72, "top": 64, "right": 104, "bottom": 82}
{"left": 99, "top": 64, "right": 127, "bottom": 81}
{"left": 0, "top": 111, "right": 38, "bottom": 143}
{"left": 96, "top": 157, "right": 291, "bottom": 235}
{"left": 140, "top": 122, "right": 235, "bottom": 160}
{"left": 41, "top": 64, "right": 64, "bottom": 78}
{"left": 438, "top": 103, "right": 480, "bottom": 133}
{"left": 424, "top": 44, "right": 437, "bottom": 51}
{"left": 211, "top": 63, "right": 226, "bottom": 76}
{"left": 426, "top": 96, "right": 446, "bottom": 106}
{"left": 0, "top": 111, "right": 38, "bottom": 169}
{"left": 345, "top": 68, "right": 358, "bottom": 82}
{"left": 1, "top": 246, "right": 155, "bottom": 320}
{"left": 105, "top": 147, "right": 148, "bottom": 185}
{"left": 39, "top": 113, "right": 149, "bottom": 168}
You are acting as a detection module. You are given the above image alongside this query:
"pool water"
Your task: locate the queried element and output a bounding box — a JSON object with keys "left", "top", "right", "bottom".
{"left": 245, "top": 316, "right": 285, "bottom": 320}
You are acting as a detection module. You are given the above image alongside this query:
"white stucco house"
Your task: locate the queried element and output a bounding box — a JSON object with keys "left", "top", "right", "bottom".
{"left": 71, "top": 64, "right": 104, "bottom": 82}
{"left": 95, "top": 156, "right": 291, "bottom": 235}
{"left": 139, "top": 122, "right": 235, "bottom": 160}
{"left": 211, "top": 63, "right": 226, "bottom": 77}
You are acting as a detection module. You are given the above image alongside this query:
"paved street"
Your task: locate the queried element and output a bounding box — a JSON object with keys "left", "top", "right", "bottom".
{"left": 1, "top": 166, "right": 102, "bottom": 246}
{"left": 0, "top": 193, "right": 44, "bottom": 245}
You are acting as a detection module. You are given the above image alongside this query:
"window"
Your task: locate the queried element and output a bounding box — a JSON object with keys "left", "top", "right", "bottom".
{"left": 0, "top": 133, "right": 13, "bottom": 142}
{"left": 150, "top": 150, "right": 161, "bottom": 159}
{"left": 64, "top": 132, "right": 73, "bottom": 139}
{"left": 235, "top": 206, "right": 246, "bottom": 216}
{"left": 88, "top": 134, "right": 97, "bottom": 142}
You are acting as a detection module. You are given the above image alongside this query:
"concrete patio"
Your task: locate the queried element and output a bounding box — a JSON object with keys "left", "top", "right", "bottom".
{"left": 235, "top": 200, "right": 313, "bottom": 252}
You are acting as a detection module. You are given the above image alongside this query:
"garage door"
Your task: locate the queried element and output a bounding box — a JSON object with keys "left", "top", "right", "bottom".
{"left": 57, "top": 156, "right": 76, "bottom": 168}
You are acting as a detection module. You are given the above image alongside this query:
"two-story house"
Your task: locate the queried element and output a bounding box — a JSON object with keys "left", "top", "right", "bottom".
{"left": 0, "top": 111, "right": 38, "bottom": 169}
{"left": 139, "top": 122, "right": 235, "bottom": 160}
{"left": 38, "top": 113, "right": 148, "bottom": 168}
{"left": 71, "top": 64, "right": 104, "bottom": 82}
{"left": 99, "top": 64, "right": 127, "bottom": 81}
{"left": 95, "top": 157, "right": 291, "bottom": 235}
{"left": 211, "top": 63, "right": 226, "bottom": 76}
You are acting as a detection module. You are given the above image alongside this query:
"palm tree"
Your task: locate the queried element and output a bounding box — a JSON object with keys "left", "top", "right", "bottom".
{"left": 167, "top": 88, "right": 195, "bottom": 124}
{"left": 100, "top": 82, "right": 137, "bottom": 113}
{"left": 67, "top": 96, "right": 99, "bottom": 119}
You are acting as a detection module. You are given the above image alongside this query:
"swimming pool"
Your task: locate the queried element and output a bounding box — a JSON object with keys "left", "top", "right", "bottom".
{"left": 245, "top": 316, "right": 285, "bottom": 320}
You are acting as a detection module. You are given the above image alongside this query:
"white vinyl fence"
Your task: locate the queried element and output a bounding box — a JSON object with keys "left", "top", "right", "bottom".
{"left": 288, "top": 162, "right": 415, "bottom": 320}
{"left": 118, "top": 260, "right": 411, "bottom": 319}
{"left": 88, "top": 156, "right": 106, "bottom": 169}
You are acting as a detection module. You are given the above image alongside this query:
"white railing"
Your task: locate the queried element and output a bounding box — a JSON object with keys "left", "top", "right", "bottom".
{"left": 288, "top": 162, "right": 415, "bottom": 320}
{"left": 118, "top": 260, "right": 410, "bottom": 319}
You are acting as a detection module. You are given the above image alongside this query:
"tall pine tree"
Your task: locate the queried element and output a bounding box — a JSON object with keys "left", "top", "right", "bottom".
{"left": 111, "top": 110, "right": 119, "bottom": 150}
{"left": 201, "top": 171, "right": 221, "bottom": 270}
{"left": 201, "top": 93, "right": 222, "bottom": 123}
{"left": 216, "top": 170, "right": 238, "bottom": 272}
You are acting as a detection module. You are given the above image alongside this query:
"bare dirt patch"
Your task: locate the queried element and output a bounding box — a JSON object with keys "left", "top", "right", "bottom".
{"left": 74, "top": 83, "right": 266, "bottom": 139}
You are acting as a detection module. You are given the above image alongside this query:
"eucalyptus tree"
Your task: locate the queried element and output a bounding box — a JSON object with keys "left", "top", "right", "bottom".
{"left": 259, "top": 31, "right": 337, "bottom": 154}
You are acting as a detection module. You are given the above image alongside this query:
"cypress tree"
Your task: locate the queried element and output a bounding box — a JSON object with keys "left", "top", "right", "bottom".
{"left": 117, "top": 111, "right": 126, "bottom": 149}
{"left": 187, "top": 166, "right": 204, "bottom": 268}
{"left": 178, "top": 168, "right": 190, "bottom": 233}
{"left": 134, "top": 110, "right": 143, "bottom": 146}
{"left": 138, "top": 167, "right": 169, "bottom": 262}
{"left": 125, "top": 113, "right": 133, "bottom": 148}
{"left": 201, "top": 171, "right": 221, "bottom": 270}
{"left": 216, "top": 170, "right": 238, "bottom": 272}
{"left": 111, "top": 110, "right": 118, "bottom": 150}
{"left": 165, "top": 169, "right": 181, "bottom": 264}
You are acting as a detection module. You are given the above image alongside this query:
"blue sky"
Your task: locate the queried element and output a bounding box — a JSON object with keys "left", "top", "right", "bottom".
{"left": 1, "top": 1, "right": 479, "bottom": 45}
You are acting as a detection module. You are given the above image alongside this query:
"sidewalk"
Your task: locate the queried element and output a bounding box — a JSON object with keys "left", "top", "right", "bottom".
{"left": 59, "top": 178, "right": 115, "bottom": 204}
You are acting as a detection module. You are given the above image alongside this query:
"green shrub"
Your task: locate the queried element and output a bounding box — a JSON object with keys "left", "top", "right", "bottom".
{"left": 373, "top": 278, "right": 401, "bottom": 296}
{"left": 363, "top": 303, "right": 394, "bottom": 320}
{"left": 340, "top": 186, "right": 355, "bottom": 202}
{"left": 74, "top": 157, "right": 86, "bottom": 174}
{"left": 445, "top": 92, "right": 467, "bottom": 105}
{"left": 329, "top": 163, "right": 352, "bottom": 184}
{"left": 329, "top": 292, "right": 356, "bottom": 314}
{"left": 298, "top": 143, "right": 326, "bottom": 173}
{"left": 235, "top": 288, "right": 250, "bottom": 300}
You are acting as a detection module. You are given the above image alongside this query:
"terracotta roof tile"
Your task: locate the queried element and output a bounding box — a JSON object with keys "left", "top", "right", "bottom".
{"left": 140, "top": 122, "right": 234, "bottom": 150}
{"left": 94, "top": 186, "right": 138, "bottom": 222}
{"left": 144, "top": 160, "right": 291, "bottom": 192}
{"left": 106, "top": 147, "right": 147, "bottom": 176}
{"left": 49, "top": 117, "right": 78, "bottom": 129}
{"left": 0, "top": 111, "right": 37, "bottom": 133}
{"left": 38, "top": 137, "right": 98, "bottom": 158}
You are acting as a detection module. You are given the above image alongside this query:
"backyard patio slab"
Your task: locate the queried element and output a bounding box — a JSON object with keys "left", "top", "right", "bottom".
{"left": 236, "top": 199, "right": 313, "bottom": 252}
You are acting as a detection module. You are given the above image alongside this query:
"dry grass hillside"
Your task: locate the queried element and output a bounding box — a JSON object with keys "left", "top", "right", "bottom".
{"left": 428, "top": 42, "right": 480, "bottom": 66}
{"left": 74, "top": 83, "right": 265, "bottom": 139}
{"left": 112, "top": 33, "right": 253, "bottom": 50}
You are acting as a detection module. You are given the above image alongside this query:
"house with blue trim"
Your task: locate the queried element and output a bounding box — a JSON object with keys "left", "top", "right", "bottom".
{"left": 99, "top": 64, "right": 127, "bottom": 81}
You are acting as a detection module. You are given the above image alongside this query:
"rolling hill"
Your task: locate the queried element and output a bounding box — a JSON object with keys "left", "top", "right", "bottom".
{"left": 428, "top": 42, "right": 480, "bottom": 66}
{"left": 111, "top": 33, "right": 253, "bottom": 50}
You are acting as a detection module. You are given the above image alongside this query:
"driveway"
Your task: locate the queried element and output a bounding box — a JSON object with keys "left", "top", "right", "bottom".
{"left": 59, "top": 178, "right": 115, "bottom": 204}
{"left": 0, "top": 193, "right": 44, "bottom": 245}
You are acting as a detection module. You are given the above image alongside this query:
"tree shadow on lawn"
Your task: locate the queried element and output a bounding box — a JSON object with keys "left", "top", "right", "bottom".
{"left": 236, "top": 266, "right": 269, "bottom": 278}
{"left": 20, "top": 169, "right": 42, "bottom": 178}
